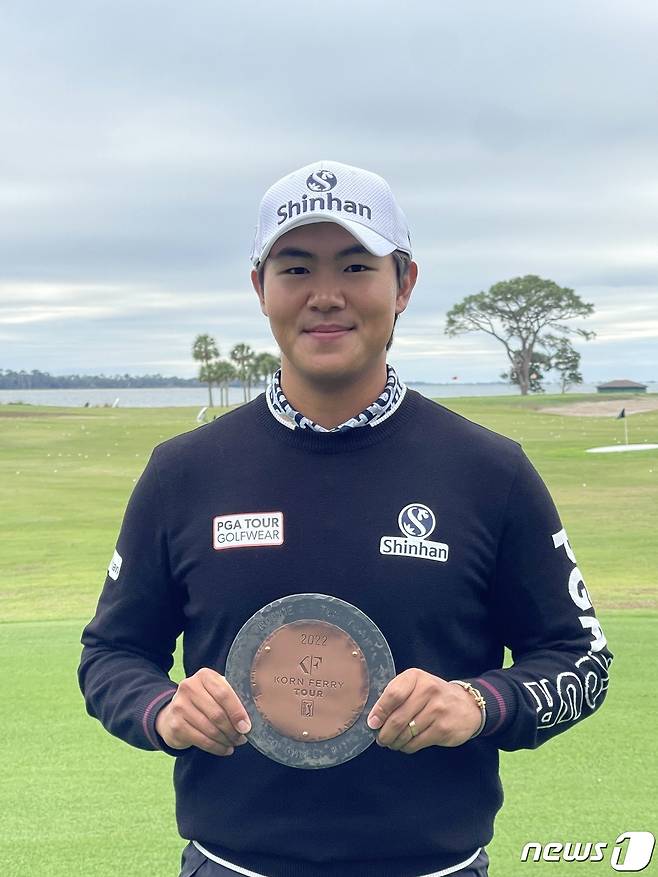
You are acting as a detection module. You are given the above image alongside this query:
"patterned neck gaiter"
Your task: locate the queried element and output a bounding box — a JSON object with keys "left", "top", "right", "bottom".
{"left": 265, "top": 364, "right": 407, "bottom": 433}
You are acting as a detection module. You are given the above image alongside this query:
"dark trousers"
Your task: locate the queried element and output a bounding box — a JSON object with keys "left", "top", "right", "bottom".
{"left": 179, "top": 842, "right": 489, "bottom": 877}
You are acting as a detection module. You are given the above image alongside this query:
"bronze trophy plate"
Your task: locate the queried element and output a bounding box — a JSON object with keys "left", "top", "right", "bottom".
{"left": 224, "top": 594, "right": 395, "bottom": 769}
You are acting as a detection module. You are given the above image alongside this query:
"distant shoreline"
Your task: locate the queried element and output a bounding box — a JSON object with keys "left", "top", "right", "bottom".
{"left": 0, "top": 379, "right": 518, "bottom": 390}
{"left": 8, "top": 378, "right": 652, "bottom": 390}
{"left": 2, "top": 376, "right": 655, "bottom": 390}
{"left": 2, "top": 383, "right": 656, "bottom": 408}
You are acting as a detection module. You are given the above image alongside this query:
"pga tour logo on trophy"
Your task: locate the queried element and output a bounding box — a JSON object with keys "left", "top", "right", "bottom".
{"left": 520, "top": 831, "right": 655, "bottom": 870}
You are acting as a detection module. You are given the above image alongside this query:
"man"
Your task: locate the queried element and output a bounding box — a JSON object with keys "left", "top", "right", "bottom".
{"left": 79, "top": 160, "right": 612, "bottom": 877}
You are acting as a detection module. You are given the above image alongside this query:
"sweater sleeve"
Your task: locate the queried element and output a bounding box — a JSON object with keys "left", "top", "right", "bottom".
{"left": 464, "top": 449, "right": 613, "bottom": 751}
{"left": 78, "top": 451, "right": 184, "bottom": 753}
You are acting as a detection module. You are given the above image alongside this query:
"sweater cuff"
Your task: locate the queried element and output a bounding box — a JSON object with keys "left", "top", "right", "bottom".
{"left": 465, "top": 674, "right": 517, "bottom": 739}
{"left": 140, "top": 686, "right": 183, "bottom": 755}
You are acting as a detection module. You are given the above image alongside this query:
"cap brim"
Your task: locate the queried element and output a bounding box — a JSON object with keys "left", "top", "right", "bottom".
{"left": 254, "top": 215, "right": 402, "bottom": 267}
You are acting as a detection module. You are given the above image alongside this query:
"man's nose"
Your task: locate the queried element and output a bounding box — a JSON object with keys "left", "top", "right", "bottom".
{"left": 307, "top": 278, "right": 346, "bottom": 310}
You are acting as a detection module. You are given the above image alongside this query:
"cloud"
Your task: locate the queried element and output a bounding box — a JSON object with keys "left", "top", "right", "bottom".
{"left": 1, "top": 1, "right": 657, "bottom": 380}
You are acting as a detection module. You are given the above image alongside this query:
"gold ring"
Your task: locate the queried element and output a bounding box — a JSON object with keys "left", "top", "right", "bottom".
{"left": 408, "top": 719, "right": 418, "bottom": 737}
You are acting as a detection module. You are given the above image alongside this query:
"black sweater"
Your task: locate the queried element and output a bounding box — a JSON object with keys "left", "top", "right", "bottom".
{"left": 79, "top": 390, "right": 612, "bottom": 877}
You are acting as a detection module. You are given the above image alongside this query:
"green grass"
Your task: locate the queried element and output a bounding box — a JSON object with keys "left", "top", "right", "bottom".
{"left": 0, "top": 621, "right": 179, "bottom": 875}
{"left": 1, "top": 395, "right": 657, "bottom": 875}
{"left": 1, "top": 614, "right": 654, "bottom": 876}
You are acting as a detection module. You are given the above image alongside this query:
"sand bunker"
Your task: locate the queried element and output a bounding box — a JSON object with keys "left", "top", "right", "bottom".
{"left": 539, "top": 397, "right": 658, "bottom": 417}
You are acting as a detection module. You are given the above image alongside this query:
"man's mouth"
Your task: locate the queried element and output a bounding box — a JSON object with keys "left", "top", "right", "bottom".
{"left": 304, "top": 324, "right": 354, "bottom": 336}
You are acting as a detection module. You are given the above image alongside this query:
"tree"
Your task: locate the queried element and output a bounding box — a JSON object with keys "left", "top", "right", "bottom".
{"left": 209, "top": 360, "right": 237, "bottom": 408}
{"left": 445, "top": 275, "right": 594, "bottom": 395}
{"left": 192, "top": 334, "right": 219, "bottom": 407}
{"left": 230, "top": 343, "right": 257, "bottom": 403}
{"left": 501, "top": 350, "right": 551, "bottom": 394}
{"left": 544, "top": 334, "right": 584, "bottom": 394}
{"left": 253, "top": 352, "right": 281, "bottom": 385}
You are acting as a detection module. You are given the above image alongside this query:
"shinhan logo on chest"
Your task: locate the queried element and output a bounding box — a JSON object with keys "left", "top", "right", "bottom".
{"left": 380, "top": 503, "right": 449, "bottom": 563}
{"left": 213, "top": 512, "right": 284, "bottom": 550}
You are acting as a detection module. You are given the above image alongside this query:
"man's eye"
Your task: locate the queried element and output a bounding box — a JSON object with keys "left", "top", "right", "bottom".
{"left": 284, "top": 266, "right": 309, "bottom": 275}
{"left": 345, "top": 264, "right": 370, "bottom": 273}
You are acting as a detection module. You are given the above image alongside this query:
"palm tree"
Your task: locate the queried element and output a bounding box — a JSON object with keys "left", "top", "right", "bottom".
{"left": 253, "top": 352, "right": 281, "bottom": 386}
{"left": 192, "top": 334, "right": 219, "bottom": 407}
{"left": 209, "top": 360, "right": 237, "bottom": 408}
{"left": 230, "top": 343, "right": 256, "bottom": 403}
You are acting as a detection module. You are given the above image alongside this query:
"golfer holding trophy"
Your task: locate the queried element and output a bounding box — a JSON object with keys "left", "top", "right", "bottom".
{"left": 80, "top": 160, "right": 612, "bottom": 876}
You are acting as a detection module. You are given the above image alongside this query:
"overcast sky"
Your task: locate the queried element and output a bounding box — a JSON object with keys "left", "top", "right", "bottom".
{"left": 1, "top": 0, "right": 657, "bottom": 383}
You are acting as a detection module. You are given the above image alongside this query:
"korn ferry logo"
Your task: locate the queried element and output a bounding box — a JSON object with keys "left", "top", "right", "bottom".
{"left": 379, "top": 503, "right": 449, "bottom": 563}
{"left": 306, "top": 170, "right": 337, "bottom": 192}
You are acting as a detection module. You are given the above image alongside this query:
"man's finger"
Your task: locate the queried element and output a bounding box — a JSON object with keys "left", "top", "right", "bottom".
{"left": 367, "top": 670, "right": 418, "bottom": 730}
{"left": 163, "top": 696, "right": 236, "bottom": 749}
{"left": 375, "top": 690, "right": 433, "bottom": 747}
{"left": 181, "top": 725, "right": 236, "bottom": 757}
{"left": 182, "top": 702, "right": 242, "bottom": 749}
{"left": 384, "top": 711, "right": 430, "bottom": 751}
{"left": 200, "top": 669, "right": 252, "bottom": 735}
{"left": 187, "top": 685, "right": 249, "bottom": 746}
{"left": 398, "top": 727, "right": 432, "bottom": 755}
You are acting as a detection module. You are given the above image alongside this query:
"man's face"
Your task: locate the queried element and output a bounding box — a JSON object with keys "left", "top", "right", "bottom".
{"left": 251, "top": 223, "right": 416, "bottom": 389}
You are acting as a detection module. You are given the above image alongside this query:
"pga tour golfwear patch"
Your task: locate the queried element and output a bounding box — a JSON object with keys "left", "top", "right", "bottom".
{"left": 107, "top": 549, "right": 122, "bottom": 580}
{"left": 379, "top": 502, "right": 450, "bottom": 563}
{"left": 213, "top": 512, "right": 284, "bottom": 550}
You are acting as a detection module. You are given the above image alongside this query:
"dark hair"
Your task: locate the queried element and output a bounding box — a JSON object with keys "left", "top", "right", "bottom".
{"left": 257, "top": 249, "right": 412, "bottom": 352}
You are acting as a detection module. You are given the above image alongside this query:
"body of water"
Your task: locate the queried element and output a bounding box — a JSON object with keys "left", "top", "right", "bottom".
{"left": 2, "top": 382, "right": 655, "bottom": 408}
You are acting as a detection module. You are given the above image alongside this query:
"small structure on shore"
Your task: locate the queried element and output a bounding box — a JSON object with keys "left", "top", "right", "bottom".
{"left": 596, "top": 379, "right": 647, "bottom": 394}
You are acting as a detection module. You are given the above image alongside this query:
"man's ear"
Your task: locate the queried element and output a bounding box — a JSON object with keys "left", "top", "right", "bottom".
{"left": 395, "top": 260, "right": 418, "bottom": 315}
{"left": 251, "top": 268, "right": 268, "bottom": 316}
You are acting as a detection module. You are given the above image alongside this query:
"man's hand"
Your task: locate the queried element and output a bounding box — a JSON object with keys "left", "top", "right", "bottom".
{"left": 366, "top": 668, "right": 482, "bottom": 753}
{"left": 155, "top": 668, "right": 251, "bottom": 756}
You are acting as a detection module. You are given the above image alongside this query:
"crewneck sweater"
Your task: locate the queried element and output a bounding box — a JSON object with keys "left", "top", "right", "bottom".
{"left": 79, "top": 390, "right": 612, "bottom": 877}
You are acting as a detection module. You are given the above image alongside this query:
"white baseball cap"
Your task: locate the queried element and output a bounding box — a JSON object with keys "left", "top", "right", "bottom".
{"left": 251, "top": 159, "right": 412, "bottom": 268}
